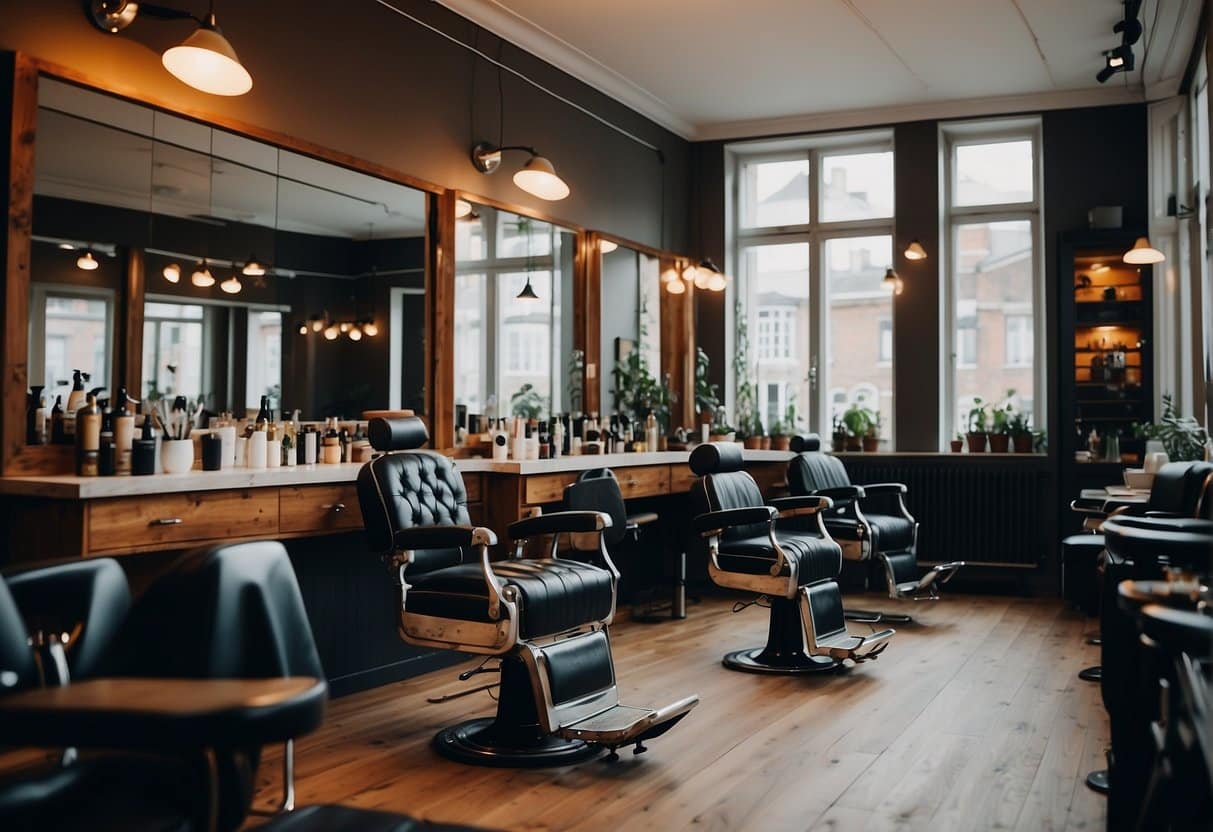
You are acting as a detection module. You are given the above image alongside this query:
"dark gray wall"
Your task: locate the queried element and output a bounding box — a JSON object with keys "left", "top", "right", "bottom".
{"left": 0, "top": 0, "right": 689, "bottom": 251}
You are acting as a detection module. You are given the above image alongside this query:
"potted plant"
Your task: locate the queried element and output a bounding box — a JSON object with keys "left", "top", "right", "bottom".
{"left": 1134, "top": 393, "right": 1211, "bottom": 461}
{"left": 1009, "top": 410, "right": 1033, "bottom": 453}
{"left": 950, "top": 432, "right": 964, "bottom": 453}
{"left": 989, "top": 404, "right": 1011, "bottom": 453}
{"left": 709, "top": 407, "right": 734, "bottom": 443}
{"left": 777, "top": 397, "right": 801, "bottom": 452}
{"left": 966, "top": 398, "right": 989, "bottom": 453}
{"left": 743, "top": 420, "right": 765, "bottom": 450}
{"left": 832, "top": 416, "right": 847, "bottom": 453}
{"left": 510, "top": 383, "right": 545, "bottom": 420}
{"left": 842, "top": 404, "right": 872, "bottom": 452}
{"left": 767, "top": 419, "right": 789, "bottom": 451}
{"left": 862, "top": 411, "right": 882, "bottom": 452}
{"left": 694, "top": 348, "right": 721, "bottom": 428}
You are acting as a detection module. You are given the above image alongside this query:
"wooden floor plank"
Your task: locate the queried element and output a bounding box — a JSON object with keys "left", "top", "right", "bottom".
{"left": 246, "top": 592, "right": 1107, "bottom": 832}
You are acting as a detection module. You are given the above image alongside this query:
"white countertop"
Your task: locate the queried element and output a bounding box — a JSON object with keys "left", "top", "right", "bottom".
{"left": 0, "top": 449, "right": 798, "bottom": 500}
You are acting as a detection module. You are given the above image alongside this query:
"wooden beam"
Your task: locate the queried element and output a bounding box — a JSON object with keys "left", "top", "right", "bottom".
{"left": 121, "top": 247, "right": 145, "bottom": 401}
{"left": 430, "top": 190, "right": 455, "bottom": 449}
{"left": 578, "top": 232, "right": 602, "bottom": 416}
{"left": 660, "top": 257, "right": 696, "bottom": 429}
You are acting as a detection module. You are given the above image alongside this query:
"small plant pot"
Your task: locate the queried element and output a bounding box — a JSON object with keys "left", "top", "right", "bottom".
{"left": 832, "top": 433, "right": 847, "bottom": 453}
{"left": 1012, "top": 433, "right": 1033, "bottom": 454}
{"left": 966, "top": 432, "right": 988, "bottom": 453}
{"left": 743, "top": 436, "right": 764, "bottom": 450}
{"left": 709, "top": 433, "right": 731, "bottom": 443}
{"left": 989, "top": 434, "right": 1010, "bottom": 453}
{"left": 862, "top": 435, "right": 880, "bottom": 453}
{"left": 950, "top": 439, "right": 964, "bottom": 453}
{"left": 771, "top": 435, "right": 791, "bottom": 451}
{"left": 844, "top": 435, "right": 862, "bottom": 452}
{"left": 762, "top": 436, "right": 772, "bottom": 450}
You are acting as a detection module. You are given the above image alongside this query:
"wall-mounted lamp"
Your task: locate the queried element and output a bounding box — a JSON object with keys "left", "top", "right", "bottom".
{"left": 600, "top": 240, "right": 618, "bottom": 254}
{"left": 88, "top": 0, "right": 253, "bottom": 96}
{"left": 455, "top": 199, "right": 474, "bottom": 219}
{"left": 163, "top": 262, "right": 181, "bottom": 283}
{"left": 903, "top": 240, "right": 927, "bottom": 261}
{"left": 1122, "top": 236, "right": 1165, "bottom": 265}
{"left": 881, "top": 267, "right": 905, "bottom": 295}
{"left": 471, "top": 143, "right": 570, "bottom": 201}
{"left": 191, "top": 260, "right": 215, "bottom": 287}
{"left": 665, "top": 275, "right": 687, "bottom": 295}
{"left": 76, "top": 250, "right": 100, "bottom": 271}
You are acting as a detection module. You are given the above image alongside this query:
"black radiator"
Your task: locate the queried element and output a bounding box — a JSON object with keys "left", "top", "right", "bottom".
{"left": 840, "top": 456, "right": 1053, "bottom": 568}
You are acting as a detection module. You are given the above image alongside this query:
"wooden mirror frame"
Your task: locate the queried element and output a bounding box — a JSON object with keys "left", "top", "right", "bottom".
{"left": 2, "top": 53, "right": 446, "bottom": 475}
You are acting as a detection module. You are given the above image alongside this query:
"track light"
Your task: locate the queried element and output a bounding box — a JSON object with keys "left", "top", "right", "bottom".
{"left": 241, "top": 255, "right": 265, "bottom": 276}
{"left": 471, "top": 143, "right": 570, "bottom": 201}
{"left": 163, "top": 263, "right": 181, "bottom": 283}
{"left": 76, "top": 250, "right": 99, "bottom": 271}
{"left": 361, "top": 321, "right": 379, "bottom": 337}
{"left": 219, "top": 273, "right": 242, "bottom": 294}
{"left": 1123, "top": 237, "right": 1165, "bottom": 265}
{"left": 903, "top": 240, "right": 927, "bottom": 261}
{"left": 88, "top": 1, "right": 253, "bottom": 96}
{"left": 323, "top": 325, "right": 339, "bottom": 341}
{"left": 191, "top": 261, "right": 215, "bottom": 287}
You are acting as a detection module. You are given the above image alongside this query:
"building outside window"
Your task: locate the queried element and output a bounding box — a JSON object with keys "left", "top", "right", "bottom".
{"left": 943, "top": 119, "right": 1043, "bottom": 442}
{"left": 730, "top": 132, "right": 895, "bottom": 442}
{"left": 29, "top": 286, "right": 114, "bottom": 395}
{"left": 142, "top": 301, "right": 205, "bottom": 401}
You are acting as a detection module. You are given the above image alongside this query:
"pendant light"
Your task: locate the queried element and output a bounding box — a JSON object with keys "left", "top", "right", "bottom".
{"left": 694, "top": 259, "right": 728, "bottom": 292}
{"left": 323, "top": 324, "right": 340, "bottom": 341}
{"left": 455, "top": 199, "right": 474, "bottom": 219}
{"left": 348, "top": 327, "right": 363, "bottom": 342}
{"left": 310, "top": 314, "right": 326, "bottom": 333}
{"left": 881, "top": 268, "right": 905, "bottom": 295}
{"left": 1122, "top": 237, "right": 1165, "bottom": 265}
{"left": 516, "top": 277, "right": 540, "bottom": 301}
{"left": 76, "top": 250, "right": 99, "bottom": 271}
{"left": 903, "top": 240, "right": 927, "bottom": 261}
{"left": 297, "top": 321, "right": 309, "bottom": 336}
{"left": 361, "top": 320, "right": 379, "bottom": 337}
{"left": 219, "top": 273, "right": 242, "bottom": 294}
{"left": 163, "top": 262, "right": 181, "bottom": 283}
{"left": 241, "top": 255, "right": 266, "bottom": 276}
{"left": 191, "top": 260, "right": 215, "bottom": 287}
{"left": 665, "top": 275, "right": 687, "bottom": 295}
{"left": 600, "top": 239, "right": 618, "bottom": 254}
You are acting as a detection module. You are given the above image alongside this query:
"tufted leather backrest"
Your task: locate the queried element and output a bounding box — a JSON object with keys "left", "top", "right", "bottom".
{"left": 688, "top": 443, "right": 768, "bottom": 541}
{"left": 1147, "top": 462, "right": 1213, "bottom": 517}
{"left": 787, "top": 449, "right": 852, "bottom": 495}
{"left": 0, "top": 578, "right": 36, "bottom": 692}
{"left": 357, "top": 448, "right": 470, "bottom": 574}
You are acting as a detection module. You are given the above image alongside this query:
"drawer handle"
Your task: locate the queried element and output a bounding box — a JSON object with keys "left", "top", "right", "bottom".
{"left": 150, "top": 518, "right": 183, "bottom": 526}
{"left": 323, "top": 503, "right": 346, "bottom": 513}
{"left": 626, "top": 479, "right": 639, "bottom": 487}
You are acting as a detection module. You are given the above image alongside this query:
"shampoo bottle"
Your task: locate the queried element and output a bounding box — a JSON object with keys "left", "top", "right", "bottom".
{"left": 75, "top": 393, "right": 102, "bottom": 476}
{"left": 131, "top": 417, "right": 157, "bottom": 476}
{"left": 112, "top": 388, "right": 136, "bottom": 475}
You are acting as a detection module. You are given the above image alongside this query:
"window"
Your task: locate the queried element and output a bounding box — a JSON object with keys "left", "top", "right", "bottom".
{"left": 246, "top": 310, "right": 282, "bottom": 411}
{"left": 730, "top": 132, "right": 894, "bottom": 442}
{"left": 944, "top": 119, "right": 1043, "bottom": 446}
{"left": 142, "top": 301, "right": 205, "bottom": 401}
{"left": 29, "top": 286, "right": 114, "bottom": 393}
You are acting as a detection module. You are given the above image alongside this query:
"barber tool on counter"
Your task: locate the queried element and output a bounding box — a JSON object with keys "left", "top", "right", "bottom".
{"left": 63, "top": 369, "right": 89, "bottom": 442}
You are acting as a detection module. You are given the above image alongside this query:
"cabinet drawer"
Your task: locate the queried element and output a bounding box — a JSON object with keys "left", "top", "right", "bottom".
{"left": 88, "top": 490, "right": 279, "bottom": 553}
{"left": 524, "top": 473, "right": 577, "bottom": 506}
{"left": 279, "top": 485, "right": 363, "bottom": 534}
{"left": 614, "top": 465, "right": 670, "bottom": 499}
{"left": 748, "top": 462, "right": 789, "bottom": 496}
{"left": 668, "top": 464, "right": 700, "bottom": 494}
{"left": 462, "top": 474, "right": 482, "bottom": 504}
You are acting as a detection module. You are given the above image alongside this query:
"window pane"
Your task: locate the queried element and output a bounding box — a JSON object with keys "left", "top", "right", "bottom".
{"left": 824, "top": 236, "right": 894, "bottom": 440}
{"left": 246, "top": 310, "right": 282, "bottom": 411}
{"left": 821, "top": 151, "right": 894, "bottom": 221}
{"left": 42, "top": 294, "right": 110, "bottom": 390}
{"left": 742, "top": 242, "right": 809, "bottom": 433}
{"left": 497, "top": 215, "right": 553, "bottom": 259}
{"left": 955, "top": 140, "right": 1033, "bottom": 206}
{"left": 499, "top": 271, "right": 552, "bottom": 417}
{"left": 952, "top": 219, "right": 1035, "bottom": 432}
{"left": 456, "top": 212, "right": 487, "bottom": 261}
{"left": 742, "top": 158, "right": 809, "bottom": 228}
{"left": 453, "top": 273, "right": 486, "bottom": 414}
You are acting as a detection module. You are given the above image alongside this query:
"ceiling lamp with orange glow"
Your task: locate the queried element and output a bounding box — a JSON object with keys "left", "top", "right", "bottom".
{"left": 191, "top": 260, "right": 215, "bottom": 288}
{"left": 1122, "top": 236, "right": 1165, "bottom": 265}
{"left": 694, "top": 259, "right": 728, "bottom": 292}
{"left": 88, "top": 1, "right": 253, "bottom": 97}
{"left": 903, "top": 240, "right": 927, "bottom": 261}
{"left": 76, "top": 249, "right": 100, "bottom": 271}
{"left": 600, "top": 239, "right": 618, "bottom": 254}
{"left": 471, "top": 143, "right": 570, "bottom": 201}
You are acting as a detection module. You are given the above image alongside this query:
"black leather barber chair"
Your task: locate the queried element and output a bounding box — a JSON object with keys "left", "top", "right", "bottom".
{"left": 565, "top": 468, "right": 685, "bottom": 619}
{"left": 356, "top": 416, "right": 698, "bottom": 767}
{"left": 786, "top": 434, "right": 963, "bottom": 623}
{"left": 0, "top": 544, "right": 482, "bottom": 832}
{"left": 1089, "top": 515, "right": 1212, "bottom": 825}
{"left": 687, "top": 441, "right": 894, "bottom": 673}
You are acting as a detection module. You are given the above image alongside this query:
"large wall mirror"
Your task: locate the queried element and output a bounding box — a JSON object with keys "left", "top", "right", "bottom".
{"left": 26, "top": 78, "right": 429, "bottom": 442}
{"left": 599, "top": 240, "right": 662, "bottom": 418}
{"left": 453, "top": 202, "right": 576, "bottom": 426}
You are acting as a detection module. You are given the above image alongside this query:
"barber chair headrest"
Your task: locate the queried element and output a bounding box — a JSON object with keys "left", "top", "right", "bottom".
{"left": 689, "top": 441, "right": 745, "bottom": 476}
{"left": 790, "top": 434, "right": 822, "bottom": 453}
{"left": 369, "top": 416, "right": 429, "bottom": 452}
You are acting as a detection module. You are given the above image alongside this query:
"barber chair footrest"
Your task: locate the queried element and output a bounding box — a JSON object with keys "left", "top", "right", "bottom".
{"left": 433, "top": 717, "right": 602, "bottom": 768}
{"left": 894, "top": 561, "right": 965, "bottom": 600}
{"left": 557, "top": 695, "right": 698, "bottom": 747}
{"left": 815, "top": 628, "right": 895, "bottom": 663}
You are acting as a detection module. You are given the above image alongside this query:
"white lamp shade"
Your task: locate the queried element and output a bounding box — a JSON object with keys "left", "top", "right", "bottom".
{"left": 163, "top": 263, "right": 181, "bottom": 283}
{"left": 191, "top": 266, "right": 215, "bottom": 287}
{"left": 599, "top": 239, "right": 618, "bottom": 254}
{"left": 162, "top": 26, "right": 253, "bottom": 96}
{"left": 706, "top": 271, "right": 727, "bottom": 292}
{"left": 903, "top": 240, "right": 927, "bottom": 261}
{"left": 512, "top": 155, "right": 570, "bottom": 201}
{"left": 665, "top": 276, "right": 687, "bottom": 295}
{"left": 1123, "top": 237, "right": 1165, "bottom": 265}
{"left": 76, "top": 251, "right": 99, "bottom": 271}
{"left": 348, "top": 327, "right": 363, "bottom": 341}
{"left": 242, "top": 258, "right": 265, "bottom": 276}
{"left": 454, "top": 199, "right": 473, "bottom": 219}
{"left": 361, "top": 321, "right": 379, "bottom": 337}
{"left": 323, "top": 325, "right": 339, "bottom": 340}
{"left": 219, "top": 275, "right": 242, "bottom": 294}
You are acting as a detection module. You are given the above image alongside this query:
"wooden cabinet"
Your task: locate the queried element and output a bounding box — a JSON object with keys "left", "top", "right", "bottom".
{"left": 613, "top": 465, "right": 670, "bottom": 499}
{"left": 88, "top": 490, "right": 279, "bottom": 555}
{"left": 524, "top": 473, "right": 577, "bottom": 505}
{"left": 280, "top": 485, "right": 363, "bottom": 534}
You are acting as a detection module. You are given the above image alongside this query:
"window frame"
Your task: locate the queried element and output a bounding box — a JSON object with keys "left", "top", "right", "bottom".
{"left": 941, "top": 118, "right": 1045, "bottom": 448}
{"left": 727, "top": 131, "right": 896, "bottom": 442}
{"left": 28, "top": 282, "right": 116, "bottom": 392}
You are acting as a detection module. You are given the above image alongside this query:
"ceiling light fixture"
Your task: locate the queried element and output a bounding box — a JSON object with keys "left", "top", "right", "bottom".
{"left": 361, "top": 320, "right": 379, "bottom": 337}
{"left": 1096, "top": 5, "right": 1140, "bottom": 84}
{"left": 88, "top": 1, "right": 253, "bottom": 96}
{"left": 515, "top": 276, "right": 541, "bottom": 302}
{"left": 58, "top": 242, "right": 76, "bottom": 251}
{"left": 455, "top": 199, "right": 474, "bottom": 219}
{"left": 903, "top": 240, "right": 927, "bottom": 261}
{"left": 297, "top": 321, "right": 308, "bottom": 336}
{"left": 693, "top": 259, "right": 728, "bottom": 292}
{"left": 600, "top": 239, "right": 618, "bottom": 254}
{"left": 241, "top": 255, "right": 266, "bottom": 276}
{"left": 163, "top": 262, "right": 181, "bottom": 283}
{"left": 310, "top": 314, "right": 325, "bottom": 333}
{"left": 348, "top": 327, "right": 363, "bottom": 342}
{"left": 219, "top": 273, "right": 242, "bottom": 294}
{"left": 471, "top": 143, "right": 570, "bottom": 201}
{"left": 665, "top": 275, "right": 687, "bottom": 295}
{"left": 76, "top": 250, "right": 99, "bottom": 271}
{"left": 882, "top": 268, "right": 905, "bottom": 295}
{"left": 1122, "top": 236, "right": 1165, "bottom": 265}
{"left": 323, "top": 325, "right": 339, "bottom": 341}
{"left": 191, "top": 260, "right": 215, "bottom": 288}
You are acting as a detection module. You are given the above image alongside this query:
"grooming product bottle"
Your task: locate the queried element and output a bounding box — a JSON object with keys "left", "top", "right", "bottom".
{"left": 266, "top": 423, "right": 281, "bottom": 468}
{"left": 322, "top": 418, "right": 341, "bottom": 464}
{"left": 551, "top": 416, "right": 564, "bottom": 459}
{"left": 131, "top": 417, "right": 157, "bottom": 475}
{"left": 255, "top": 395, "right": 272, "bottom": 431}
{"left": 50, "top": 396, "right": 65, "bottom": 445}
{"left": 75, "top": 393, "right": 102, "bottom": 476}
{"left": 527, "top": 421, "right": 540, "bottom": 460}
{"left": 282, "top": 414, "right": 296, "bottom": 467}
{"left": 64, "top": 369, "right": 87, "bottom": 441}
{"left": 511, "top": 416, "right": 526, "bottom": 461}
{"left": 26, "top": 386, "right": 45, "bottom": 444}
{"left": 247, "top": 427, "right": 268, "bottom": 469}
{"left": 646, "top": 413, "right": 659, "bottom": 454}
{"left": 304, "top": 426, "right": 318, "bottom": 465}
{"left": 112, "top": 388, "right": 135, "bottom": 475}
{"left": 32, "top": 393, "right": 47, "bottom": 446}
{"left": 98, "top": 410, "right": 116, "bottom": 476}
{"left": 492, "top": 419, "right": 509, "bottom": 461}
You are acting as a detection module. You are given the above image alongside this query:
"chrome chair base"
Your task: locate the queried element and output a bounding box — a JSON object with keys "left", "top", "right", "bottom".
{"left": 1086, "top": 769, "right": 1109, "bottom": 793}
{"left": 433, "top": 718, "right": 603, "bottom": 768}
{"left": 723, "top": 647, "right": 840, "bottom": 674}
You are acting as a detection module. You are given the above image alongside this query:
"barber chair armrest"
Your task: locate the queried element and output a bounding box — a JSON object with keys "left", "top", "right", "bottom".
{"left": 858, "top": 482, "right": 907, "bottom": 495}
{"left": 508, "top": 510, "right": 612, "bottom": 541}
{"left": 393, "top": 525, "right": 497, "bottom": 554}
{"left": 767, "top": 495, "right": 834, "bottom": 518}
{"left": 812, "top": 486, "right": 864, "bottom": 503}
{"left": 0, "top": 677, "right": 327, "bottom": 752}
{"left": 692, "top": 506, "right": 778, "bottom": 539}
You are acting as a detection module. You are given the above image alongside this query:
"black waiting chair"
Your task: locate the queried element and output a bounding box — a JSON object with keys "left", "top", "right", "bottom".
{"left": 564, "top": 469, "right": 684, "bottom": 619}
{"left": 687, "top": 441, "right": 894, "bottom": 673}
{"left": 786, "top": 434, "right": 963, "bottom": 622}
{"left": 0, "top": 543, "right": 484, "bottom": 832}
{"left": 356, "top": 416, "right": 697, "bottom": 767}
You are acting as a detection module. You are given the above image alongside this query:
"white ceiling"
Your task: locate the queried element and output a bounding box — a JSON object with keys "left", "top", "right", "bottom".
{"left": 438, "top": 0, "right": 1204, "bottom": 140}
